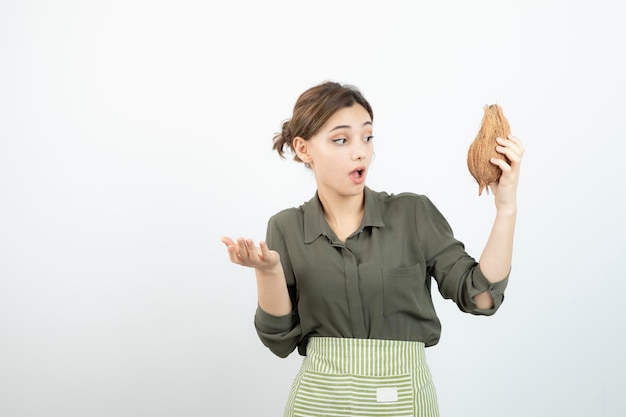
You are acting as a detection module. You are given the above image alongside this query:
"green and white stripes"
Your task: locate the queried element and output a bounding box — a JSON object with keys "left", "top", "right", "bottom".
{"left": 293, "top": 371, "right": 414, "bottom": 416}
{"left": 284, "top": 338, "right": 439, "bottom": 417}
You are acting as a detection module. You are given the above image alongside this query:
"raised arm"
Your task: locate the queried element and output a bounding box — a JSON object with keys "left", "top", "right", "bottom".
{"left": 475, "top": 135, "right": 525, "bottom": 308}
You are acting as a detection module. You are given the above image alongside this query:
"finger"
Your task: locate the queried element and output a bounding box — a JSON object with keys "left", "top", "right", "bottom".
{"left": 259, "top": 241, "right": 270, "bottom": 258}
{"left": 245, "top": 239, "right": 261, "bottom": 262}
{"left": 509, "top": 134, "right": 525, "bottom": 159}
{"left": 225, "top": 242, "right": 244, "bottom": 265}
{"left": 233, "top": 237, "right": 249, "bottom": 261}
{"left": 490, "top": 157, "right": 512, "bottom": 173}
{"left": 495, "top": 140, "right": 522, "bottom": 164}
{"left": 221, "top": 236, "right": 235, "bottom": 247}
{"left": 495, "top": 136, "right": 521, "bottom": 154}
{"left": 259, "top": 241, "right": 275, "bottom": 262}
{"left": 497, "top": 135, "right": 525, "bottom": 160}
{"left": 507, "top": 134, "right": 525, "bottom": 152}
{"left": 221, "top": 236, "right": 241, "bottom": 264}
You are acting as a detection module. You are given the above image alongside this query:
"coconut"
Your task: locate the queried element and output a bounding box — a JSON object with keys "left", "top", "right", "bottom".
{"left": 467, "top": 104, "right": 511, "bottom": 195}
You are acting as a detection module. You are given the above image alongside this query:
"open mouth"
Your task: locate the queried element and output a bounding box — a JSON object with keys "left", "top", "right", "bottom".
{"left": 349, "top": 167, "right": 366, "bottom": 182}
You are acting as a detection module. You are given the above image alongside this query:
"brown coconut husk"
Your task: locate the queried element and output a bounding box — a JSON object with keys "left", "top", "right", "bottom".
{"left": 467, "top": 104, "right": 511, "bottom": 195}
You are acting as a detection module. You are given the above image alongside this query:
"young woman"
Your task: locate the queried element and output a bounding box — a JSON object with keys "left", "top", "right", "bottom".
{"left": 221, "top": 81, "right": 524, "bottom": 417}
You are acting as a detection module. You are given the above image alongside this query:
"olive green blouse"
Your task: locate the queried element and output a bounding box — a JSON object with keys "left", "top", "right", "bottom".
{"left": 254, "top": 187, "right": 508, "bottom": 358}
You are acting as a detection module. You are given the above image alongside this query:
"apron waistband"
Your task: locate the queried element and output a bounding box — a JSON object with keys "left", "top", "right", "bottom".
{"left": 304, "top": 337, "right": 427, "bottom": 376}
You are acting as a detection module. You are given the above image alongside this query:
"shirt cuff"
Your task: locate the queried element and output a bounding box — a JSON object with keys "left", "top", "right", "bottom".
{"left": 254, "top": 305, "right": 297, "bottom": 334}
{"left": 474, "top": 266, "right": 509, "bottom": 293}
{"left": 470, "top": 266, "right": 509, "bottom": 314}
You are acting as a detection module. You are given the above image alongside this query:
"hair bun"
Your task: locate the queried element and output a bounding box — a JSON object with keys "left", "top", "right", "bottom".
{"left": 280, "top": 120, "right": 292, "bottom": 142}
{"left": 272, "top": 119, "right": 295, "bottom": 160}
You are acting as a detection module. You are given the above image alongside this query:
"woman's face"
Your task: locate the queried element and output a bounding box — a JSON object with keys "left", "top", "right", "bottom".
{"left": 301, "top": 104, "right": 374, "bottom": 199}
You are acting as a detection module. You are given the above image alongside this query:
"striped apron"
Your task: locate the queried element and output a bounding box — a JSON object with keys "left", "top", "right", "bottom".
{"left": 284, "top": 337, "right": 439, "bottom": 417}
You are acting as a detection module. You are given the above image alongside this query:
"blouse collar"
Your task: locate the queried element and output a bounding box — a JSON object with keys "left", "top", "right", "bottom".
{"left": 303, "top": 187, "right": 386, "bottom": 244}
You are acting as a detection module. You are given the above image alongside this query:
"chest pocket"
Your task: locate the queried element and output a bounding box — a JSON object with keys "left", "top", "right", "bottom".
{"left": 382, "top": 263, "right": 426, "bottom": 317}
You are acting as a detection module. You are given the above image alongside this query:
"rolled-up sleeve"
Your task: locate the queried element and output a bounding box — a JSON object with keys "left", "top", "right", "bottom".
{"left": 456, "top": 263, "right": 509, "bottom": 315}
{"left": 416, "top": 197, "right": 509, "bottom": 316}
{"left": 254, "top": 307, "right": 301, "bottom": 358}
{"left": 253, "top": 214, "right": 302, "bottom": 357}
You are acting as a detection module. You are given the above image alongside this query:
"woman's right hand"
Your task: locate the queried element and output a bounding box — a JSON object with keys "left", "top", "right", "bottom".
{"left": 221, "top": 236, "right": 291, "bottom": 316}
{"left": 220, "top": 236, "right": 281, "bottom": 271}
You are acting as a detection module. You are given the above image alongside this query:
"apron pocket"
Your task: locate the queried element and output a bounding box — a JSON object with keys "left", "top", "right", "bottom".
{"left": 292, "top": 370, "right": 415, "bottom": 417}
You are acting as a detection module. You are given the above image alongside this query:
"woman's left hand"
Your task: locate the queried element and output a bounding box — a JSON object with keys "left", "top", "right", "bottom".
{"left": 488, "top": 134, "right": 525, "bottom": 211}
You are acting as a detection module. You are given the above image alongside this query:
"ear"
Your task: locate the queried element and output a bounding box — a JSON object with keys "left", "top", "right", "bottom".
{"left": 293, "top": 136, "right": 312, "bottom": 164}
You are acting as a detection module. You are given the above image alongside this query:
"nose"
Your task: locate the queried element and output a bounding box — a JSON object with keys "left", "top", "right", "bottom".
{"left": 352, "top": 141, "right": 367, "bottom": 160}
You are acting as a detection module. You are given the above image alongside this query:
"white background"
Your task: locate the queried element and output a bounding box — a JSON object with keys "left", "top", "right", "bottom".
{"left": 1, "top": 1, "right": 624, "bottom": 416}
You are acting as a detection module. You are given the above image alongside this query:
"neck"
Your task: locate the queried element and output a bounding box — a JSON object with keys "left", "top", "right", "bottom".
{"left": 317, "top": 189, "right": 365, "bottom": 241}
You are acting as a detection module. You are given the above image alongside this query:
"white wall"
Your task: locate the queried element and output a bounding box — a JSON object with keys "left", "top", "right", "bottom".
{"left": 1, "top": 1, "right": 624, "bottom": 416}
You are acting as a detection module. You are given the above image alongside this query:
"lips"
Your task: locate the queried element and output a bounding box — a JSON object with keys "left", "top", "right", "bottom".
{"left": 349, "top": 166, "right": 366, "bottom": 184}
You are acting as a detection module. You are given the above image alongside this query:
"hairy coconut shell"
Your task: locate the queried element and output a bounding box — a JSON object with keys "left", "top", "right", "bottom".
{"left": 467, "top": 104, "right": 511, "bottom": 195}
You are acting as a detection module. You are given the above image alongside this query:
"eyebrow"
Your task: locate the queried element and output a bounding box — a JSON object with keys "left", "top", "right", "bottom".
{"left": 328, "top": 121, "right": 373, "bottom": 133}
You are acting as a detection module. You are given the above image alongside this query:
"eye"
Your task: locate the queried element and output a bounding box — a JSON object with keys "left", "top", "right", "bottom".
{"left": 364, "top": 135, "right": 374, "bottom": 142}
{"left": 332, "top": 138, "right": 348, "bottom": 145}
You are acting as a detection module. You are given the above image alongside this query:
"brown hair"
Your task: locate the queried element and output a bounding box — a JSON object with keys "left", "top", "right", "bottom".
{"left": 272, "top": 81, "right": 374, "bottom": 162}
